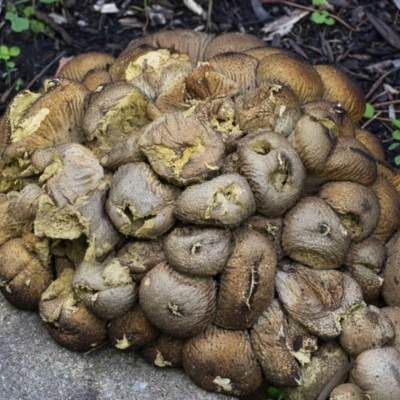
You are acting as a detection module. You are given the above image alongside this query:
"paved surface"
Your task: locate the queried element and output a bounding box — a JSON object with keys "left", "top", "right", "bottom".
{"left": 0, "top": 295, "right": 237, "bottom": 400}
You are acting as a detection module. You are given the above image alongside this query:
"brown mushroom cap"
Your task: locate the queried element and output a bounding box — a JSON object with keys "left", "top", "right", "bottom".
{"left": 108, "top": 44, "right": 156, "bottom": 82}
{"left": 344, "top": 237, "right": 385, "bottom": 302}
{"left": 245, "top": 45, "right": 293, "bottom": 60}
{"left": 127, "top": 29, "right": 214, "bottom": 66}
{"left": 2, "top": 78, "right": 90, "bottom": 162}
{"left": 339, "top": 305, "right": 395, "bottom": 357}
{"left": 139, "top": 262, "right": 216, "bottom": 338}
{"left": 382, "top": 230, "right": 400, "bottom": 306}
{"left": 72, "top": 257, "right": 138, "bottom": 320}
{"left": 283, "top": 341, "right": 350, "bottom": 400}
{"left": 35, "top": 188, "right": 123, "bottom": 263}
{"left": 351, "top": 347, "right": 400, "bottom": 399}
{"left": 58, "top": 52, "right": 115, "bottom": 82}
{"left": 238, "top": 130, "right": 306, "bottom": 217}
{"left": 243, "top": 214, "right": 284, "bottom": 259}
{"left": 252, "top": 299, "right": 300, "bottom": 387}
{"left": 235, "top": 84, "right": 302, "bottom": 137}
{"left": 282, "top": 196, "right": 350, "bottom": 269}
{"left": 174, "top": 173, "right": 256, "bottom": 228}
{"left": 371, "top": 177, "right": 400, "bottom": 244}
{"left": 105, "top": 162, "right": 180, "bottom": 238}
{"left": 82, "top": 82, "right": 149, "bottom": 157}
{"left": 206, "top": 52, "right": 259, "bottom": 97}
{"left": 0, "top": 235, "right": 52, "bottom": 310}
{"left": 107, "top": 303, "right": 160, "bottom": 351}
{"left": 329, "top": 383, "right": 363, "bottom": 400}
{"left": 81, "top": 69, "right": 112, "bottom": 91}
{"left": 319, "top": 181, "right": 381, "bottom": 243}
{"left": 275, "top": 262, "right": 363, "bottom": 340}
{"left": 139, "top": 112, "right": 226, "bottom": 186}
{"left": 215, "top": 228, "right": 277, "bottom": 329}
{"left": 355, "top": 128, "right": 385, "bottom": 160}
{"left": 164, "top": 226, "right": 232, "bottom": 276}
{"left": 292, "top": 114, "right": 335, "bottom": 176}
{"left": 0, "top": 184, "right": 43, "bottom": 246}
{"left": 188, "top": 63, "right": 240, "bottom": 100}
{"left": 182, "top": 325, "right": 263, "bottom": 396}
{"left": 321, "top": 135, "right": 378, "bottom": 186}
{"left": 257, "top": 52, "right": 324, "bottom": 104}
{"left": 39, "top": 268, "right": 108, "bottom": 352}
{"left": 31, "top": 143, "right": 105, "bottom": 208}
{"left": 381, "top": 307, "right": 400, "bottom": 353}
{"left": 301, "top": 99, "right": 356, "bottom": 138}
{"left": 205, "top": 32, "right": 266, "bottom": 60}
{"left": 314, "top": 64, "right": 366, "bottom": 122}
{"left": 117, "top": 238, "right": 165, "bottom": 275}
{"left": 141, "top": 333, "right": 185, "bottom": 368}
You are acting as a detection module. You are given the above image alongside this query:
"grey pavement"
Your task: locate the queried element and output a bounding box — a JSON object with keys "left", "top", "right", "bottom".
{"left": 0, "top": 295, "right": 237, "bottom": 400}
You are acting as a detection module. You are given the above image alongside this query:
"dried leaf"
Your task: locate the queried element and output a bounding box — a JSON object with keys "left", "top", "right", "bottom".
{"left": 261, "top": 10, "right": 309, "bottom": 41}
{"left": 366, "top": 12, "right": 400, "bottom": 50}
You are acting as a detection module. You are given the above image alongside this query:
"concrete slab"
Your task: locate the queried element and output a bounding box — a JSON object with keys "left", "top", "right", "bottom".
{"left": 0, "top": 295, "right": 237, "bottom": 400}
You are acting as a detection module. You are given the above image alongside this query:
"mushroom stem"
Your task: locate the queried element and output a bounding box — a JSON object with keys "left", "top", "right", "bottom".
{"left": 316, "top": 360, "right": 355, "bottom": 400}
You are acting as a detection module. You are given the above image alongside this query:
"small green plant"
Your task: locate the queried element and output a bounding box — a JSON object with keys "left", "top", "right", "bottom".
{"left": 267, "top": 386, "right": 287, "bottom": 400}
{"left": 5, "top": 0, "right": 57, "bottom": 34}
{"left": 389, "top": 118, "right": 400, "bottom": 166}
{"left": 364, "top": 102, "right": 375, "bottom": 119}
{"left": 364, "top": 103, "right": 400, "bottom": 166}
{"left": 0, "top": 45, "right": 21, "bottom": 88}
{"left": 310, "top": 0, "right": 335, "bottom": 26}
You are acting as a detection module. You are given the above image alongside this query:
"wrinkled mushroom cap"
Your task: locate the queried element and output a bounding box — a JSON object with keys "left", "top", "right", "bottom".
{"left": 351, "top": 347, "right": 400, "bottom": 399}
{"left": 205, "top": 32, "right": 266, "bottom": 60}
{"left": 314, "top": 64, "right": 366, "bottom": 122}
{"left": 58, "top": 52, "right": 115, "bottom": 82}
{"left": 139, "top": 262, "right": 216, "bottom": 338}
{"left": 257, "top": 52, "right": 324, "bottom": 104}
{"left": 182, "top": 325, "right": 263, "bottom": 396}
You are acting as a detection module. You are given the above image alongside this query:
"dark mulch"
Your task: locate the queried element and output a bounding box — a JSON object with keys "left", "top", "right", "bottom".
{"left": 1, "top": 0, "right": 400, "bottom": 164}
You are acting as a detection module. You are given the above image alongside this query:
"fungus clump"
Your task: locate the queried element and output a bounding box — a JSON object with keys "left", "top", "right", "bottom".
{"left": 1, "top": 29, "right": 400, "bottom": 400}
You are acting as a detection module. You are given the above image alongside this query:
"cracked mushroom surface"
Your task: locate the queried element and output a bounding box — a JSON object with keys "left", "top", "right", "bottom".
{"left": 2, "top": 29, "right": 400, "bottom": 400}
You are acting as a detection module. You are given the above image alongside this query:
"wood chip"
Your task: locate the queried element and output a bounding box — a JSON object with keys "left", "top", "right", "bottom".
{"left": 261, "top": 10, "right": 309, "bottom": 41}
{"left": 366, "top": 12, "right": 400, "bottom": 50}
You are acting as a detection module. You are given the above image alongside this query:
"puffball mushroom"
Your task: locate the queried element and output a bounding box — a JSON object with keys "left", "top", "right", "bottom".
{"left": 2, "top": 29, "right": 400, "bottom": 399}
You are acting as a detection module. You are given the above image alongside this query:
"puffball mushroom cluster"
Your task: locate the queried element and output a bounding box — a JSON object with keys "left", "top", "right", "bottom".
{"left": 1, "top": 29, "right": 400, "bottom": 399}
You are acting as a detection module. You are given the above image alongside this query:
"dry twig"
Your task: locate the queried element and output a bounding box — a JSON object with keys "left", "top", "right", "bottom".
{"left": 261, "top": 0, "right": 358, "bottom": 32}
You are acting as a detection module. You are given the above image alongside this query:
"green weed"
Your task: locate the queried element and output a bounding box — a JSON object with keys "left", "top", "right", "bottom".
{"left": 310, "top": 0, "right": 335, "bottom": 26}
